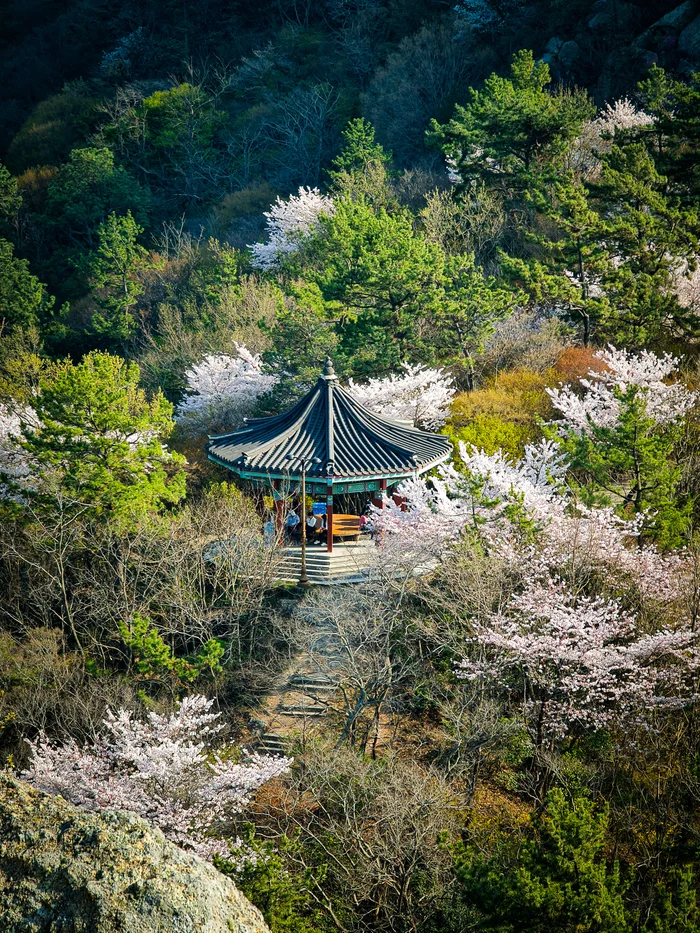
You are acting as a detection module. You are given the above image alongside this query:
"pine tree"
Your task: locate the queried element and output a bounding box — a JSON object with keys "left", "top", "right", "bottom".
{"left": 456, "top": 790, "right": 630, "bottom": 933}
{"left": 87, "top": 211, "right": 153, "bottom": 347}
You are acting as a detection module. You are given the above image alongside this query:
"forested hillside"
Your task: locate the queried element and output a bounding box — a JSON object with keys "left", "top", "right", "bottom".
{"left": 3, "top": 1, "right": 700, "bottom": 931}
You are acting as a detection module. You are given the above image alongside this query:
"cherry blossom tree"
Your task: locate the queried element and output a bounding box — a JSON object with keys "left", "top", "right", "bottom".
{"left": 371, "top": 435, "right": 688, "bottom": 604}
{"left": 571, "top": 98, "right": 652, "bottom": 179}
{"left": 23, "top": 694, "right": 291, "bottom": 861}
{"left": 546, "top": 346, "right": 696, "bottom": 430}
{"left": 176, "top": 344, "right": 279, "bottom": 435}
{"left": 347, "top": 363, "right": 455, "bottom": 428}
{"left": 0, "top": 403, "right": 36, "bottom": 499}
{"left": 457, "top": 574, "right": 700, "bottom": 746}
{"left": 250, "top": 186, "right": 335, "bottom": 270}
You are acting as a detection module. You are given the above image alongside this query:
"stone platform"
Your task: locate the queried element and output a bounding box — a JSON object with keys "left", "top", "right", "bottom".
{"left": 275, "top": 537, "right": 377, "bottom": 585}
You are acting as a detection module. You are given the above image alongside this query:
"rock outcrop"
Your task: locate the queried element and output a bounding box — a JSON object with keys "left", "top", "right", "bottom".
{"left": 0, "top": 774, "right": 270, "bottom": 933}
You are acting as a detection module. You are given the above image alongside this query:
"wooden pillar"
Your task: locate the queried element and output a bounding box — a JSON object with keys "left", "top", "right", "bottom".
{"left": 326, "top": 482, "right": 333, "bottom": 553}
{"left": 273, "top": 479, "right": 284, "bottom": 538}
{"left": 392, "top": 491, "right": 407, "bottom": 512}
{"left": 371, "top": 478, "right": 387, "bottom": 510}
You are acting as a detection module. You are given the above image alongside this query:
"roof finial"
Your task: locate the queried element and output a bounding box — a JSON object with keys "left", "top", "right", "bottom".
{"left": 323, "top": 357, "right": 335, "bottom": 377}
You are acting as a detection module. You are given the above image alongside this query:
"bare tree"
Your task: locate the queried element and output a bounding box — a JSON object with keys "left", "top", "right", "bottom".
{"left": 267, "top": 744, "right": 464, "bottom": 933}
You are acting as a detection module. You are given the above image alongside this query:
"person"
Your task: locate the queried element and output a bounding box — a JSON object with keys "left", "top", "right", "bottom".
{"left": 286, "top": 509, "right": 300, "bottom": 542}
{"left": 263, "top": 518, "right": 276, "bottom": 546}
{"left": 313, "top": 512, "right": 325, "bottom": 544}
{"left": 306, "top": 511, "right": 316, "bottom": 540}
{"left": 360, "top": 506, "right": 373, "bottom": 538}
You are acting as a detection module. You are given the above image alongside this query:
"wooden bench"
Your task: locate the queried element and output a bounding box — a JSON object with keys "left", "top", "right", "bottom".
{"left": 332, "top": 514, "right": 361, "bottom": 541}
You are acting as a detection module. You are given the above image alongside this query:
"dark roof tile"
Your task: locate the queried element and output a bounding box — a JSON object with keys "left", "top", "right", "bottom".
{"left": 206, "top": 359, "right": 452, "bottom": 482}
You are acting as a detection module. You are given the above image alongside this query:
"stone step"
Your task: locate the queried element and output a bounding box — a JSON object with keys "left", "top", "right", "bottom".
{"left": 288, "top": 673, "right": 339, "bottom": 687}
{"left": 289, "top": 683, "right": 337, "bottom": 694}
{"left": 277, "top": 703, "right": 327, "bottom": 716}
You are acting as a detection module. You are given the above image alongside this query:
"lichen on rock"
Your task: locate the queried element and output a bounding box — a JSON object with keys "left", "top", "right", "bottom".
{"left": 0, "top": 773, "right": 270, "bottom": 933}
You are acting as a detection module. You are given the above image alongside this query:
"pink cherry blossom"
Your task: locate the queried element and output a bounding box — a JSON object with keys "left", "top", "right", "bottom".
{"left": 457, "top": 574, "right": 700, "bottom": 743}
{"left": 23, "top": 695, "right": 291, "bottom": 862}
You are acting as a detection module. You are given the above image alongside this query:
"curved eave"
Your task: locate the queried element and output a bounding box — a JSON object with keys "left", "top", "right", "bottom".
{"left": 206, "top": 445, "right": 451, "bottom": 485}
{"left": 204, "top": 371, "right": 453, "bottom": 481}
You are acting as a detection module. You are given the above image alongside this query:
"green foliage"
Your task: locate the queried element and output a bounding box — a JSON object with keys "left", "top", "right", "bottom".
{"left": 119, "top": 613, "right": 224, "bottom": 687}
{"left": 262, "top": 280, "right": 339, "bottom": 404}
{"left": 328, "top": 118, "right": 392, "bottom": 204}
{"left": 643, "top": 868, "right": 700, "bottom": 933}
{"left": 330, "top": 117, "right": 391, "bottom": 175}
{"left": 0, "top": 163, "right": 21, "bottom": 222}
{"left": 5, "top": 84, "right": 98, "bottom": 174}
{"left": 17, "top": 351, "right": 185, "bottom": 530}
{"left": 637, "top": 65, "right": 700, "bottom": 203}
{"left": 0, "top": 239, "right": 53, "bottom": 332}
{"left": 86, "top": 211, "right": 153, "bottom": 347}
{"left": 46, "top": 148, "right": 150, "bottom": 246}
{"left": 500, "top": 171, "right": 608, "bottom": 345}
{"left": 448, "top": 416, "right": 531, "bottom": 459}
{"left": 217, "top": 828, "right": 322, "bottom": 933}
{"left": 593, "top": 144, "right": 700, "bottom": 346}
{"left": 548, "top": 385, "right": 690, "bottom": 547}
{"left": 291, "top": 197, "right": 513, "bottom": 377}
{"left": 431, "top": 50, "right": 594, "bottom": 202}
{"left": 456, "top": 790, "right": 630, "bottom": 933}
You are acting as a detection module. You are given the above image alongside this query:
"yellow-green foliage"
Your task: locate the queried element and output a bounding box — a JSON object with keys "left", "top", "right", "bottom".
{"left": 448, "top": 415, "right": 531, "bottom": 459}
{"left": 449, "top": 369, "right": 554, "bottom": 456}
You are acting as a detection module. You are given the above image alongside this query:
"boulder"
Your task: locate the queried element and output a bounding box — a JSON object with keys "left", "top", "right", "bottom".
{"left": 679, "top": 15, "right": 700, "bottom": 61}
{"left": 634, "top": 2, "right": 695, "bottom": 51}
{"left": 655, "top": 2, "right": 696, "bottom": 31}
{"left": 0, "top": 774, "right": 270, "bottom": 933}
{"left": 558, "top": 40, "right": 580, "bottom": 71}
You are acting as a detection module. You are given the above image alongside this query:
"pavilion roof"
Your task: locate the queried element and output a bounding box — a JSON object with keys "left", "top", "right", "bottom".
{"left": 205, "top": 359, "right": 452, "bottom": 483}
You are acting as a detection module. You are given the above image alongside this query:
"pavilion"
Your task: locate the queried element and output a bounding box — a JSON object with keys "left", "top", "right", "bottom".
{"left": 206, "top": 358, "right": 452, "bottom": 552}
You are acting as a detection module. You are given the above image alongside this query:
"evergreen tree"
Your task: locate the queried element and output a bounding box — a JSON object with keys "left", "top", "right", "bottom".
{"left": 0, "top": 161, "right": 21, "bottom": 224}
{"left": 430, "top": 50, "right": 594, "bottom": 206}
{"left": 292, "top": 197, "right": 512, "bottom": 377}
{"left": 328, "top": 117, "right": 392, "bottom": 205}
{"left": 549, "top": 384, "right": 690, "bottom": 548}
{"left": 16, "top": 352, "right": 185, "bottom": 530}
{"left": 0, "top": 238, "right": 53, "bottom": 333}
{"left": 593, "top": 144, "right": 700, "bottom": 346}
{"left": 456, "top": 790, "right": 630, "bottom": 933}
{"left": 87, "top": 211, "right": 153, "bottom": 348}
{"left": 46, "top": 147, "right": 150, "bottom": 247}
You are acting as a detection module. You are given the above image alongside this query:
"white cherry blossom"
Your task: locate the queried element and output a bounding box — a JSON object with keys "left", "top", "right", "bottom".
{"left": 177, "top": 344, "right": 278, "bottom": 435}
{"left": 250, "top": 186, "right": 335, "bottom": 270}
{"left": 347, "top": 363, "right": 455, "bottom": 429}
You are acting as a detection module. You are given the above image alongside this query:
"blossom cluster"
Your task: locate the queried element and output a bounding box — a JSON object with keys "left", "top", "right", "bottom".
{"left": 347, "top": 363, "right": 456, "bottom": 429}
{"left": 371, "top": 346, "right": 695, "bottom": 603}
{"left": 457, "top": 574, "right": 700, "bottom": 741}
{"left": 250, "top": 186, "right": 335, "bottom": 270}
{"left": 592, "top": 98, "right": 652, "bottom": 136}
{"left": 23, "top": 695, "right": 291, "bottom": 861}
{"left": 177, "top": 344, "right": 278, "bottom": 435}
{"left": 571, "top": 98, "right": 652, "bottom": 178}
{"left": 0, "top": 403, "right": 39, "bottom": 500}
{"left": 546, "top": 345, "right": 697, "bottom": 430}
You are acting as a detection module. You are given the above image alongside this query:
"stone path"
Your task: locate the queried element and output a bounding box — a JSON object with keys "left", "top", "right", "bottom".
{"left": 252, "top": 608, "right": 346, "bottom": 756}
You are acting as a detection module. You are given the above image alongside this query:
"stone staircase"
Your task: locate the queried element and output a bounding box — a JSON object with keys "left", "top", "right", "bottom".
{"left": 275, "top": 538, "right": 376, "bottom": 585}
{"left": 255, "top": 670, "right": 341, "bottom": 756}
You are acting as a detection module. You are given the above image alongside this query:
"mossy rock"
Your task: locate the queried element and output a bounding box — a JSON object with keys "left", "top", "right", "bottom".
{"left": 0, "top": 774, "right": 269, "bottom": 933}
